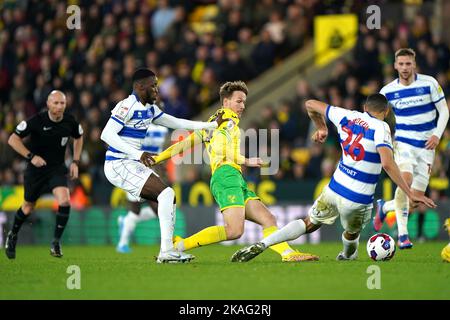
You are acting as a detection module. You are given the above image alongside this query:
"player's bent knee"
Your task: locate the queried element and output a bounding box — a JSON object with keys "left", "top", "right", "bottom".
{"left": 225, "top": 225, "right": 245, "bottom": 240}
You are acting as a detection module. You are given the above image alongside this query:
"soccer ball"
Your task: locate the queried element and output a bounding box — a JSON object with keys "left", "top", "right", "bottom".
{"left": 367, "top": 233, "right": 396, "bottom": 261}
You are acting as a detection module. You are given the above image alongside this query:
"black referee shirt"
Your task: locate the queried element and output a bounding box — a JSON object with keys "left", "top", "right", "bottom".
{"left": 14, "top": 110, "right": 83, "bottom": 167}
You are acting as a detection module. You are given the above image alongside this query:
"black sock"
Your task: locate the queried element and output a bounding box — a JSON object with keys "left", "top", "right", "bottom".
{"left": 53, "top": 206, "right": 70, "bottom": 243}
{"left": 11, "top": 207, "right": 28, "bottom": 235}
{"left": 417, "top": 212, "right": 425, "bottom": 238}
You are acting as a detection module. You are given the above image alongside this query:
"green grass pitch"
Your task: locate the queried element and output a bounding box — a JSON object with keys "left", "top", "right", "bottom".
{"left": 1, "top": 242, "right": 448, "bottom": 300}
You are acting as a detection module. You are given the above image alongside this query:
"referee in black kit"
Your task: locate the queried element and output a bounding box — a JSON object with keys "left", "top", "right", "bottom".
{"left": 5, "top": 90, "right": 83, "bottom": 259}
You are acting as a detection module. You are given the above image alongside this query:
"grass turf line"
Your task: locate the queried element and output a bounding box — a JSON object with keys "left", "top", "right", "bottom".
{"left": 0, "top": 242, "right": 448, "bottom": 299}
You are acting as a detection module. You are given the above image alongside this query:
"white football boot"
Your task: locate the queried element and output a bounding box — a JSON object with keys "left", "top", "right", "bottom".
{"left": 156, "top": 249, "right": 195, "bottom": 263}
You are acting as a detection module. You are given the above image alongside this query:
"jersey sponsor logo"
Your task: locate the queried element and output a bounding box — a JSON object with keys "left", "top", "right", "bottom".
{"left": 61, "top": 137, "right": 69, "bottom": 146}
{"left": 43, "top": 126, "right": 52, "bottom": 131}
{"left": 134, "top": 119, "right": 150, "bottom": 129}
{"left": 16, "top": 121, "right": 27, "bottom": 131}
{"left": 393, "top": 97, "right": 425, "bottom": 107}
{"left": 78, "top": 124, "right": 84, "bottom": 135}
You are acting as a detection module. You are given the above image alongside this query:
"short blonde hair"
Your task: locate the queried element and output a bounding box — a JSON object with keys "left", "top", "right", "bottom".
{"left": 395, "top": 48, "right": 416, "bottom": 60}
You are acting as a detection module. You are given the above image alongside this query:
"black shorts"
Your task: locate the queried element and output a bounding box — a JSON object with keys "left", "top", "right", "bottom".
{"left": 24, "top": 165, "right": 68, "bottom": 202}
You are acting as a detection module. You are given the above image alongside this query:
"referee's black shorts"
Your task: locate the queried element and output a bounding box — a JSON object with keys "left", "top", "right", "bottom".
{"left": 24, "top": 164, "right": 69, "bottom": 202}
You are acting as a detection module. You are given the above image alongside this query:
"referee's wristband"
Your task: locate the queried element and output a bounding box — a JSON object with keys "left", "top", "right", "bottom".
{"left": 26, "top": 152, "right": 34, "bottom": 161}
{"left": 72, "top": 160, "right": 80, "bottom": 166}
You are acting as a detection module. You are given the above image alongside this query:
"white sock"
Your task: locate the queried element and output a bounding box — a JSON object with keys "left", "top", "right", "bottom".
{"left": 342, "top": 232, "right": 359, "bottom": 258}
{"left": 172, "top": 204, "right": 177, "bottom": 227}
{"left": 118, "top": 211, "right": 139, "bottom": 247}
{"left": 383, "top": 200, "right": 395, "bottom": 213}
{"left": 394, "top": 187, "right": 409, "bottom": 236}
{"left": 137, "top": 206, "right": 157, "bottom": 222}
{"left": 261, "top": 219, "right": 306, "bottom": 247}
{"left": 157, "top": 187, "right": 176, "bottom": 252}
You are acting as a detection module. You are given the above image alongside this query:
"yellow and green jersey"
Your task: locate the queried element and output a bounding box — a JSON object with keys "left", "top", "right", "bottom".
{"left": 153, "top": 107, "right": 245, "bottom": 175}
{"left": 201, "top": 108, "right": 245, "bottom": 175}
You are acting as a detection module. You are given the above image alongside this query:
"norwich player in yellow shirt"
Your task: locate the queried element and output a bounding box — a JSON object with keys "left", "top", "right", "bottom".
{"left": 442, "top": 218, "right": 450, "bottom": 262}
{"left": 153, "top": 81, "right": 318, "bottom": 262}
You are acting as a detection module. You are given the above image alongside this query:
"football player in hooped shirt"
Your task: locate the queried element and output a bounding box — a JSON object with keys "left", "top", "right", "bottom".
{"left": 374, "top": 48, "right": 449, "bottom": 249}
{"left": 101, "top": 68, "right": 225, "bottom": 263}
{"left": 231, "top": 94, "right": 436, "bottom": 263}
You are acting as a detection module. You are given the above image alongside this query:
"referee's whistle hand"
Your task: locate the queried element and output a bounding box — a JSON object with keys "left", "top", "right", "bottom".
{"left": 70, "top": 163, "right": 79, "bottom": 180}
{"left": 31, "top": 155, "right": 47, "bottom": 167}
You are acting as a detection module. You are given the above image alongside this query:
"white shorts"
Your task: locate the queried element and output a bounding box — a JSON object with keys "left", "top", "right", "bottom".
{"left": 126, "top": 191, "right": 143, "bottom": 202}
{"left": 394, "top": 141, "right": 435, "bottom": 192}
{"left": 308, "top": 187, "right": 372, "bottom": 234}
{"left": 104, "top": 159, "right": 156, "bottom": 201}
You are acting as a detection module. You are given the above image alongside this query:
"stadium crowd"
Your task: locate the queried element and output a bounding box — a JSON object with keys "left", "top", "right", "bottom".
{"left": 0, "top": 0, "right": 449, "bottom": 203}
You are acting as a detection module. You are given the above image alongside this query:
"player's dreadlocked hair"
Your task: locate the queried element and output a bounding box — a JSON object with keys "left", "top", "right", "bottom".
{"left": 219, "top": 81, "right": 248, "bottom": 105}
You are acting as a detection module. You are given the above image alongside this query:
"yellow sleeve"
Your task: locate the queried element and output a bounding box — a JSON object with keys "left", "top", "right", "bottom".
{"left": 153, "top": 131, "right": 202, "bottom": 164}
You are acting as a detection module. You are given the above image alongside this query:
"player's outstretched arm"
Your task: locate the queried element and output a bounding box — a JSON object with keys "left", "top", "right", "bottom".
{"left": 153, "top": 131, "right": 203, "bottom": 164}
{"left": 378, "top": 146, "right": 436, "bottom": 208}
{"left": 153, "top": 111, "right": 226, "bottom": 130}
{"left": 305, "top": 100, "right": 328, "bottom": 143}
{"left": 100, "top": 118, "right": 143, "bottom": 160}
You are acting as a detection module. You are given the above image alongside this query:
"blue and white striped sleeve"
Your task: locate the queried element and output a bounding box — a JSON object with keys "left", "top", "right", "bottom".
{"left": 151, "top": 104, "right": 165, "bottom": 121}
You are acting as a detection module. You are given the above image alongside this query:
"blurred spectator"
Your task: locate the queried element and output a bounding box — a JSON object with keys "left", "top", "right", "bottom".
{"left": 251, "top": 29, "right": 276, "bottom": 74}
{"left": 151, "top": 0, "right": 176, "bottom": 40}
{"left": 163, "top": 84, "right": 191, "bottom": 119}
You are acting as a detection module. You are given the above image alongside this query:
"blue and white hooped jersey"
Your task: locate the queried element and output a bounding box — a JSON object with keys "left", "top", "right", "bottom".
{"left": 326, "top": 106, "right": 393, "bottom": 205}
{"left": 142, "top": 123, "right": 169, "bottom": 154}
{"left": 106, "top": 92, "right": 165, "bottom": 160}
{"left": 380, "top": 74, "right": 445, "bottom": 149}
